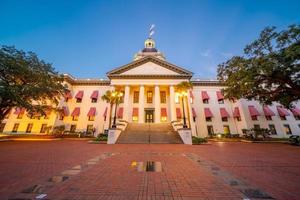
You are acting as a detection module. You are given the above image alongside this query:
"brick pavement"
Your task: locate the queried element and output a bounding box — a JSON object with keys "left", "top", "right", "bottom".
{"left": 0, "top": 141, "right": 299, "bottom": 199}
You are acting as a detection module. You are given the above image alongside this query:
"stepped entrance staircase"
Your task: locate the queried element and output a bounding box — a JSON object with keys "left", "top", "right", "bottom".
{"left": 116, "top": 123, "right": 183, "bottom": 144}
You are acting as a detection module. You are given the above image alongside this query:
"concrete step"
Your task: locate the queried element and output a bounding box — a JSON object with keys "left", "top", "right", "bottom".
{"left": 116, "top": 123, "right": 183, "bottom": 144}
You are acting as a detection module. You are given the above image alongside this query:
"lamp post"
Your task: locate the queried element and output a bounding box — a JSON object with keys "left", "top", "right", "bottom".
{"left": 180, "top": 91, "right": 188, "bottom": 128}
{"left": 112, "top": 91, "right": 123, "bottom": 128}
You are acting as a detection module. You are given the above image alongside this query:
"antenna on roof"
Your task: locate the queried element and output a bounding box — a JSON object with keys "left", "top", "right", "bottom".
{"left": 149, "top": 24, "right": 155, "bottom": 38}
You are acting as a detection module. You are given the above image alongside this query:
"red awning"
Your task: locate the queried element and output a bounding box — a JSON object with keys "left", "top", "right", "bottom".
{"left": 62, "top": 106, "right": 69, "bottom": 116}
{"left": 291, "top": 107, "right": 300, "bottom": 116}
{"left": 117, "top": 107, "right": 123, "bottom": 118}
{"left": 201, "top": 91, "right": 209, "bottom": 100}
{"left": 233, "top": 107, "right": 240, "bottom": 118}
{"left": 71, "top": 107, "right": 80, "bottom": 116}
{"left": 14, "top": 107, "right": 25, "bottom": 115}
{"left": 192, "top": 108, "right": 197, "bottom": 118}
{"left": 263, "top": 106, "right": 275, "bottom": 116}
{"left": 189, "top": 91, "right": 194, "bottom": 99}
{"left": 75, "top": 91, "right": 84, "bottom": 99}
{"left": 161, "top": 108, "right": 167, "bottom": 117}
{"left": 64, "top": 91, "right": 72, "bottom": 99}
{"left": 87, "top": 107, "right": 96, "bottom": 117}
{"left": 176, "top": 108, "right": 181, "bottom": 118}
{"left": 204, "top": 108, "right": 213, "bottom": 118}
{"left": 220, "top": 108, "right": 230, "bottom": 118}
{"left": 132, "top": 108, "right": 138, "bottom": 117}
{"left": 277, "top": 106, "right": 289, "bottom": 117}
{"left": 90, "top": 91, "right": 99, "bottom": 99}
{"left": 216, "top": 91, "right": 224, "bottom": 100}
{"left": 103, "top": 107, "right": 108, "bottom": 117}
{"left": 248, "top": 106, "right": 260, "bottom": 117}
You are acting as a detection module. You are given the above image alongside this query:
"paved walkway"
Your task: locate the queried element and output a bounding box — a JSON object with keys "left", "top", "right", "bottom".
{"left": 0, "top": 141, "right": 299, "bottom": 199}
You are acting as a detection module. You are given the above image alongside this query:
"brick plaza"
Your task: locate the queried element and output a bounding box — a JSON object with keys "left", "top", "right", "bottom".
{"left": 0, "top": 141, "right": 299, "bottom": 200}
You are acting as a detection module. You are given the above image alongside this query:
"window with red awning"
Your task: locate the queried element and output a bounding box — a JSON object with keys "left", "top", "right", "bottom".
{"left": 248, "top": 106, "right": 260, "bottom": 117}
{"left": 204, "top": 108, "right": 213, "bottom": 118}
{"left": 201, "top": 91, "right": 209, "bottom": 100}
{"left": 62, "top": 106, "right": 69, "bottom": 116}
{"left": 291, "top": 107, "right": 300, "bottom": 117}
{"left": 87, "top": 107, "right": 96, "bottom": 117}
{"left": 71, "top": 107, "right": 80, "bottom": 116}
{"left": 14, "top": 108, "right": 25, "bottom": 115}
{"left": 277, "top": 106, "right": 289, "bottom": 117}
{"left": 117, "top": 107, "right": 123, "bottom": 118}
{"left": 90, "top": 91, "right": 99, "bottom": 99}
{"left": 220, "top": 108, "right": 230, "bottom": 118}
{"left": 192, "top": 108, "right": 197, "bottom": 118}
{"left": 161, "top": 108, "right": 167, "bottom": 117}
{"left": 132, "top": 108, "right": 138, "bottom": 117}
{"left": 233, "top": 107, "right": 240, "bottom": 118}
{"left": 263, "top": 106, "right": 275, "bottom": 116}
{"left": 216, "top": 91, "right": 224, "bottom": 100}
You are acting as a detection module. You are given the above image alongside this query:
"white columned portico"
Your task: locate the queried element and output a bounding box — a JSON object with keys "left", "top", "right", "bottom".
{"left": 123, "top": 85, "right": 130, "bottom": 121}
{"left": 138, "top": 85, "right": 145, "bottom": 123}
{"left": 154, "top": 85, "right": 161, "bottom": 123}
{"left": 169, "top": 85, "right": 176, "bottom": 121}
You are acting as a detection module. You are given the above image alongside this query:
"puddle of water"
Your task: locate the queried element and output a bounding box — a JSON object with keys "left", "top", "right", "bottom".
{"left": 48, "top": 176, "right": 68, "bottom": 183}
{"left": 35, "top": 194, "right": 47, "bottom": 199}
{"left": 240, "top": 188, "right": 274, "bottom": 199}
{"left": 132, "top": 161, "right": 162, "bottom": 172}
{"left": 22, "top": 185, "right": 43, "bottom": 194}
{"left": 62, "top": 169, "right": 80, "bottom": 176}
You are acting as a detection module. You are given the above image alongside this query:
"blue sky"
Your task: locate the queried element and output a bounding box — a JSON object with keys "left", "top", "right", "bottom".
{"left": 1, "top": 0, "right": 299, "bottom": 79}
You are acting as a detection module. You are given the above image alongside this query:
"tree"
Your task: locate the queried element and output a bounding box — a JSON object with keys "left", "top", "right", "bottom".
{"left": 0, "top": 46, "right": 66, "bottom": 121}
{"left": 217, "top": 25, "right": 300, "bottom": 108}
{"left": 101, "top": 90, "right": 123, "bottom": 128}
{"left": 175, "top": 81, "right": 193, "bottom": 128}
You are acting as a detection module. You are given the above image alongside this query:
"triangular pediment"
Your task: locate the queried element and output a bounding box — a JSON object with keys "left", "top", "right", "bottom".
{"left": 107, "top": 56, "right": 193, "bottom": 79}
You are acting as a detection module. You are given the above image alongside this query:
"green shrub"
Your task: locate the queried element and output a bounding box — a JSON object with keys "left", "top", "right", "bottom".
{"left": 94, "top": 134, "right": 108, "bottom": 141}
{"left": 192, "top": 136, "right": 207, "bottom": 145}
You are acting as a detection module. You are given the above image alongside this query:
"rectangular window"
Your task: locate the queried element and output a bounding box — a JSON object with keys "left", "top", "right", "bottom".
{"left": 222, "top": 117, "right": 228, "bottom": 122}
{"left": 133, "top": 91, "right": 139, "bottom": 103}
{"left": 175, "top": 93, "right": 180, "bottom": 104}
{"left": 251, "top": 116, "right": 258, "bottom": 121}
{"left": 265, "top": 116, "right": 272, "bottom": 121}
{"left": 132, "top": 116, "right": 138, "bottom": 122}
{"left": 207, "top": 125, "right": 214, "bottom": 136}
{"left": 76, "top": 98, "right": 82, "bottom": 103}
{"left": 268, "top": 124, "right": 277, "bottom": 135}
{"left": 17, "top": 113, "right": 23, "bottom": 119}
{"left": 218, "top": 99, "right": 224, "bottom": 104}
{"left": 86, "top": 125, "right": 94, "bottom": 134}
{"left": 88, "top": 116, "right": 95, "bottom": 121}
{"left": 70, "top": 125, "right": 76, "bottom": 133}
{"left": 283, "top": 124, "right": 292, "bottom": 135}
{"left": 206, "top": 117, "right": 212, "bottom": 122}
{"left": 72, "top": 116, "right": 78, "bottom": 121}
{"left": 0, "top": 123, "right": 6, "bottom": 133}
{"left": 223, "top": 125, "right": 230, "bottom": 134}
{"left": 26, "top": 123, "right": 33, "bottom": 133}
{"left": 91, "top": 98, "right": 97, "bottom": 103}
{"left": 147, "top": 91, "right": 153, "bottom": 103}
{"left": 236, "top": 117, "right": 241, "bottom": 121}
{"left": 161, "top": 116, "right": 167, "bottom": 122}
{"left": 280, "top": 116, "right": 286, "bottom": 120}
{"left": 160, "top": 91, "right": 166, "bottom": 103}
{"left": 12, "top": 123, "right": 19, "bottom": 133}
{"left": 65, "top": 98, "right": 69, "bottom": 102}
{"left": 40, "top": 124, "right": 47, "bottom": 133}
{"left": 203, "top": 99, "right": 209, "bottom": 104}
{"left": 120, "top": 91, "right": 125, "bottom": 103}
{"left": 59, "top": 115, "right": 64, "bottom": 120}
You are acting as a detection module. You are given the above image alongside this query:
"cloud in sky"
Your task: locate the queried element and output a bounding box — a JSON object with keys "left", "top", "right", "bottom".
{"left": 200, "top": 49, "right": 211, "bottom": 57}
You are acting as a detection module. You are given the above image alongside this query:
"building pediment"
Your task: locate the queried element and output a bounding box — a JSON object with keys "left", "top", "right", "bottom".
{"left": 107, "top": 56, "right": 193, "bottom": 79}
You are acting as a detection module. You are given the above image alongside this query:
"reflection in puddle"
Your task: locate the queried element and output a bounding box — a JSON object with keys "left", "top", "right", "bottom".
{"left": 132, "top": 161, "right": 162, "bottom": 172}
{"left": 48, "top": 176, "right": 69, "bottom": 183}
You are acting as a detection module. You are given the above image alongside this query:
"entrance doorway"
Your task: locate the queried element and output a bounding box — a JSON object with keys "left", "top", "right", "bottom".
{"left": 145, "top": 109, "right": 154, "bottom": 123}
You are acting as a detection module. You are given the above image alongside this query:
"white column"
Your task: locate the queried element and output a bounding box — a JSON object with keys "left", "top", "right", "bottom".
{"left": 138, "top": 85, "right": 144, "bottom": 123}
{"left": 187, "top": 90, "right": 197, "bottom": 136}
{"left": 169, "top": 85, "right": 176, "bottom": 121}
{"left": 154, "top": 85, "right": 161, "bottom": 123}
{"left": 123, "top": 85, "right": 130, "bottom": 121}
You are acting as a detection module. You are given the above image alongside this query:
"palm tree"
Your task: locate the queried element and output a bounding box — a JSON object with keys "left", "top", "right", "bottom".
{"left": 101, "top": 90, "right": 115, "bottom": 129}
{"left": 176, "top": 81, "right": 193, "bottom": 128}
{"left": 101, "top": 90, "right": 123, "bottom": 129}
